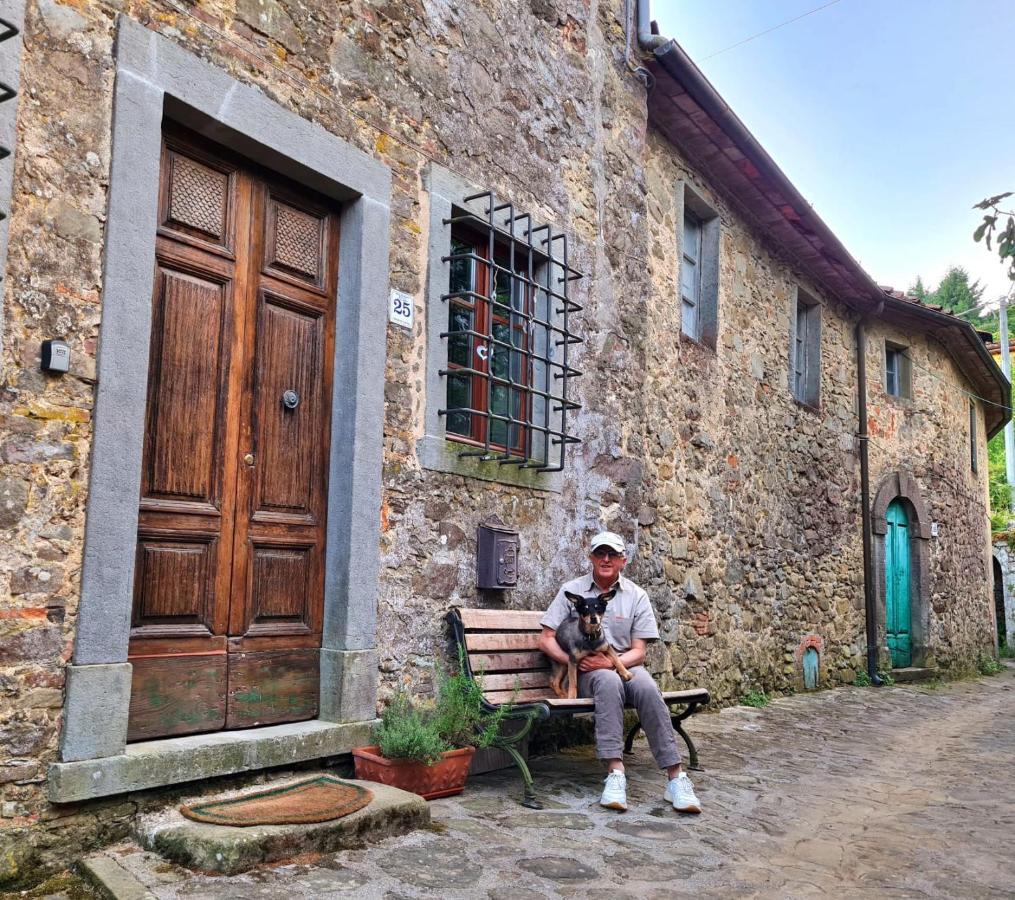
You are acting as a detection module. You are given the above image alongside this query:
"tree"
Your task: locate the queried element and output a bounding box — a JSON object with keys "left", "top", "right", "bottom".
{"left": 909, "top": 276, "right": 930, "bottom": 303}
{"left": 929, "top": 266, "right": 987, "bottom": 325}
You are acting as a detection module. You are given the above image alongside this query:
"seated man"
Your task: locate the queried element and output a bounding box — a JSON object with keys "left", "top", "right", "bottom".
{"left": 537, "top": 531, "right": 702, "bottom": 813}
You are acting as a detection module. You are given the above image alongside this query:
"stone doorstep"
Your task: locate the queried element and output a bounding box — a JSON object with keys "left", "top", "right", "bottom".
{"left": 891, "top": 667, "right": 939, "bottom": 683}
{"left": 47, "top": 719, "right": 378, "bottom": 803}
{"left": 133, "top": 778, "right": 429, "bottom": 876}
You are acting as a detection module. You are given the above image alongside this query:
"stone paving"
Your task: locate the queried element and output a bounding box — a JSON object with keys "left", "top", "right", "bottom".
{"left": 82, "top": 665, "right": 1015, "bottom": 899}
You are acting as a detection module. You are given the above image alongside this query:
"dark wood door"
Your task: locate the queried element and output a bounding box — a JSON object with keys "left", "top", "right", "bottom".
{"left": 126, "top": 127, "right": 339, "bottom": 741}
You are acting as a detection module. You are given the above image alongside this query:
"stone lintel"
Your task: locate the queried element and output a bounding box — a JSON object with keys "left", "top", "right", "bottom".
{"left": 319, "top": 649, "right": 379, "bottom": 723}
{"left": 48, "top": 719, "right": 377, "bottom": 803}
{"left": 59, "top": 663, "right": 132, "bottom": 762}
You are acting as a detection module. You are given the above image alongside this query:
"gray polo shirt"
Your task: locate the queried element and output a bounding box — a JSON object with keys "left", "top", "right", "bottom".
{"left": 541, "top": 574, "right": 659, "bottom": 653}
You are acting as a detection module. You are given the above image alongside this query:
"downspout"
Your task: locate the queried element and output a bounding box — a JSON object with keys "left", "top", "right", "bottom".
{"left": 856, "top": 312, "right": 883, "bottom": 685}
{"left": 636, "top": 0, "right": 669, "bottom": 50}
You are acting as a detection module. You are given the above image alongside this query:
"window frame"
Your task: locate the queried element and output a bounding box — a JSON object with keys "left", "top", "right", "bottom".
{"left": 884, "top": 341, "right": 912, "bottom": 399}
{"left": 970, "top": 399, "right": 978, "bottom": 473}
{"left": 677, "top": 182, "right": 720, "bottom": 350}
{"left": 420, "top": 164, "right": 583, "bottom": 492}
{"left": 790, "top": 287, "right": 822, "bottom": 408}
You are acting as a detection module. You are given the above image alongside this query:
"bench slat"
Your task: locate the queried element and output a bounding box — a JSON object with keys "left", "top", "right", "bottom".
{"left": 469, "top": 651, "right": 549, "bottom": 673}
{"left": 458, "top": 609, "right": 545, "bottom": 630}
{"left": 485, "top": 691, "right": 711, "bottom": 709}
{"left": 485, "top": 687, "right": 556, "bottom": 704}
{"left": 465, "top": 632, "right": 542, "bottom": 652}
{"left": 477, "top": 671, "right": 551, "bottom": 691}
{"left": 661, "top": 689, "right": 710, "bottom": 702}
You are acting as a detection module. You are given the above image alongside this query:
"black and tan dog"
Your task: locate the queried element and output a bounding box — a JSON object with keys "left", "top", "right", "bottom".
{"left": 551, "top": 589, "right": 633, "bottom": 699}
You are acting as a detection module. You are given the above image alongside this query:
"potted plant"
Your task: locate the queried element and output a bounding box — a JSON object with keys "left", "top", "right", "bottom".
{"left": 352, "top": 655, "right": 512, "bottom": 800}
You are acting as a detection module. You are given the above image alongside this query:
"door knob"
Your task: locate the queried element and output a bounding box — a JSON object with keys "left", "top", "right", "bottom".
{"left": 243, "top": 453, "right": 254, "bottom": 466}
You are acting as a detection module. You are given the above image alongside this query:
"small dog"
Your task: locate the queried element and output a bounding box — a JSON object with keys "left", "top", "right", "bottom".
{"left": 551, "top": 589, "right": 633, "bottom": 699}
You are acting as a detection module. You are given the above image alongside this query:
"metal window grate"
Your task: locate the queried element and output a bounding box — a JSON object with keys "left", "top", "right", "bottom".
{"left": 438, "top": 190, "right": 583, "bottom": 472}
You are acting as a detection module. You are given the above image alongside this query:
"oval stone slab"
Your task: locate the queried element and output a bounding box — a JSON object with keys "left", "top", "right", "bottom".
{"left": 610, "top": 818, "right": 687, "bottom": 840}
{"left": 519, "top": 856, "right": 599, "bottom": 881}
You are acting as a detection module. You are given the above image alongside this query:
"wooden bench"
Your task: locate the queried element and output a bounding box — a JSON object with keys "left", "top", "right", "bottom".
{"left": 448, "top": 607, "right": 710, "bottom": 808}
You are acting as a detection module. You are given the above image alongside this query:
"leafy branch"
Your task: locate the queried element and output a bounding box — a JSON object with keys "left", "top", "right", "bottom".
{"left": 973, "top": 191, "right": 1015, "bottom": 281}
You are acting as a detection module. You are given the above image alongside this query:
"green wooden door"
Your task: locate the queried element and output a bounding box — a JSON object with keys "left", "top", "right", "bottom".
{"left": 885, "top": 499, "right": 912, "bottom": 668}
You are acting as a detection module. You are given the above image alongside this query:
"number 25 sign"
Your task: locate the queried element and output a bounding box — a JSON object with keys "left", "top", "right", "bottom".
{"left": 389, "top": 290, "right": 414, "bottom": 329}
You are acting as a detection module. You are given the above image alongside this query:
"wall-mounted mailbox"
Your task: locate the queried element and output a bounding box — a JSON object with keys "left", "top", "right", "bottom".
{"left": 477, "top": 523, "right": 519, "bottom": 590}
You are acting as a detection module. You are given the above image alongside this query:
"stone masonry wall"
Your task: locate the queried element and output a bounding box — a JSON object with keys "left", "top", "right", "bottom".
{"left": 865, "top": 322, "right": 996, "bottom": 667}
{"left": 0, "top": 0, "right": 1000, "bottom": 885}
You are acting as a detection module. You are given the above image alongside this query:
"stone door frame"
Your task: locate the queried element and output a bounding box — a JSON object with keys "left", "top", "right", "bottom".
{"left": 871, "top": 471, "right": 932, "bottom": 669}
{"left": 53, "top": 17, "right": 390, "bottom": 797}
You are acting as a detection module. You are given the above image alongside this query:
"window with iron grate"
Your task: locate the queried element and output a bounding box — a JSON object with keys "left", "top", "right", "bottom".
{"left": 438, "top": 192, "right": 583, "bottom": 472}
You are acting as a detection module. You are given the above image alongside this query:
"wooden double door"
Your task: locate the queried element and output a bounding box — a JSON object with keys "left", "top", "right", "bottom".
{"left": 127, "top": 127, "right": 340, "bottom": 741}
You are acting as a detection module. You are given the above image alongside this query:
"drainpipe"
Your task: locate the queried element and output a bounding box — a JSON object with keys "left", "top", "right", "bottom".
{"left": 856, "top": 315, "right": 883, "bottom": 685}
{"left": 636, "top": 0, "right": 669, "bottom": 50}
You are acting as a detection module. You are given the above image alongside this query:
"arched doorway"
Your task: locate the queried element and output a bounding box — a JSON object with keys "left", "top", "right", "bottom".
{"left": 993, "top": 556, "right": 1007, "bottom": 648}
{"left": 885, "top": 500, "right": 912, "bottom": 667}
{"left": 872, "top": 472, "right": 931, "bottom": 669}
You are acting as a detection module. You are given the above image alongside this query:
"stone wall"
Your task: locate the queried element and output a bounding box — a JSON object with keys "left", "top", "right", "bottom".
{"left": 0, "top": 0, "right": 1001, "bottom": 885}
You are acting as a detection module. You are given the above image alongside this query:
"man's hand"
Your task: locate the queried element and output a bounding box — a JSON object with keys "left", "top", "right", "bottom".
{"left": 578, "top": 653, "right": 615, "bottom": 673}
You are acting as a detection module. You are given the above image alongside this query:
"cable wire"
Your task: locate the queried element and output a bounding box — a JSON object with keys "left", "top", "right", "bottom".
{"left": 699, "top": 0, "right": 845, "bottom": 62}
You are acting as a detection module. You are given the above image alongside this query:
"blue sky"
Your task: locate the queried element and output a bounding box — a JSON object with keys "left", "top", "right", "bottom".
{"left": 653, "top": 0, "right": 1015, "bottom": 307}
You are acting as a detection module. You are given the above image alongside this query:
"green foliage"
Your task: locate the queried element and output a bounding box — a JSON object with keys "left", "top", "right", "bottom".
{"left": 877, "top": 669, "right": 896, "bottom": 686}
{"left": 929, "top": 266, "right": 987, "bottom": 323}
{"left": 739, "top": 689, "right": 770, "bottom": 708}
{"left": 373, "top": 648, "right": 515, "bottom": 764}
{"left": 988, "top": 432, "right": 1011, "bottom": 532}
{"left": 999, "top": 642, "right": 1015, "bottom": 660}
{"left": 978, "top": 654, "right": 1003, "bottom": 676}
{"left": 853, "top": 670, "right": 872, "bottom": 687}
{"left": 909, "top": 276, "right": 930, "bottom": 303}
{"left": 431, "top": 651, "right": 514, "bottom": 751}
{"left": 375, "top": 691, "right": 448, "bottom": 765}
{"left": 973, "top": 191, "right": 1015, "bottom": 283}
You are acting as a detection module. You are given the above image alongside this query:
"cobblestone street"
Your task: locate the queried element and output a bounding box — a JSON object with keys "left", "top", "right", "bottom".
{"left": 86, "top": 665, "right": 1015, "bottom": 899}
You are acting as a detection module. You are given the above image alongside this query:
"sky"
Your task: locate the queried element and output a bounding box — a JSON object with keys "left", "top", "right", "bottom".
{"left": 652, "top": 0, "right": 1015, "bottom": 309}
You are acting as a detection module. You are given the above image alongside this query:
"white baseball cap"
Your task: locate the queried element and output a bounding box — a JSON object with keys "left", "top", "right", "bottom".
{"left": 589, "top": 531, "right": 626, "bottom": 554}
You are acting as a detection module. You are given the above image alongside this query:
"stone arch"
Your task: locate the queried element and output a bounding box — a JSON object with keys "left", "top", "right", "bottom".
{"left": 871, "top": 472, "right": 932, "bottom": 669}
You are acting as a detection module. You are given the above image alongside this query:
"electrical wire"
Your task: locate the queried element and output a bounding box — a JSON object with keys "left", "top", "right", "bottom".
{"left": 699, "top": 0, "right": 845, "bottom": 62}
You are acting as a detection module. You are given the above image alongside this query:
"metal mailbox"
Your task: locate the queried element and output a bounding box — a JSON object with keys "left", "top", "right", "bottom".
{"left": 477, "top": 523, "right": 519, "bottom": 589}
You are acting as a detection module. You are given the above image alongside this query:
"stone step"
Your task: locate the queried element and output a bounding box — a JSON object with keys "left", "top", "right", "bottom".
{"left": 133, "top": 778, "right": 429, "bottom": 876}
{"left": 891, "top": 666, "right": 938, "bottom": 683}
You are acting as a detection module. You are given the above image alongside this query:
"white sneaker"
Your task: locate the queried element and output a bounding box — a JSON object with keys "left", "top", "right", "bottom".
{"left": 665, "top": 772, "right": 702, "bottom": 814}
{"left": 599, "top": 770, "right": 628, "bottom": 811}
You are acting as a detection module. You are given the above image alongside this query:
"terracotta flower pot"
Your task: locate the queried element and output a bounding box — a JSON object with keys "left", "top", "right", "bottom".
{"left": 351, "top": 745, "right": 477, "bottom": 800}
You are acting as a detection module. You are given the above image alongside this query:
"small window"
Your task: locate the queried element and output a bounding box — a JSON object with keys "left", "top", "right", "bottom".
{"left": 678, "top": 184, "right": 719, "bottom": 348}
{"left": 885, "top": 343, "right": 912, "bottom": 398}
{"left": 970, "top": 399, "right": 978, "bottom": 472}
{"left": 791, "top": 289, "right": 821, "bottom": 407}
{"left": 681, "top": 212, "right": 702, "bottom": 340}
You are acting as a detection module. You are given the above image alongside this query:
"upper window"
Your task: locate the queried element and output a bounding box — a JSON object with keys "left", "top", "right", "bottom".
{"left": 678, "top": 184, "right": 720, "bottom": 348}
{"left": 970, "top": 399, "right": 978, "bottom": 472}
{"left": 421, "top": 169, "right": 583, "bottom": 487}
{"left": 681, "top": 212, "right": 703, "bottom": 340}
{"left": 885, "top": 343, "right": 912, "bottom": 398}
{"left": 791, "top": 288, "right": 821, "bottom": 407}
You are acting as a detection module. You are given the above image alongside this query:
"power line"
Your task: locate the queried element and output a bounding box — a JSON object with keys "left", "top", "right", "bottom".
{"left": 700, "top": 0, "right": 845, "bottom": 62}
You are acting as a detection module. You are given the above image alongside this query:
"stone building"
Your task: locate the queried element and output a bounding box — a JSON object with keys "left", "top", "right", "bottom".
{"left": 0, "top": 0, "right": 1008, "bottom": 886}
